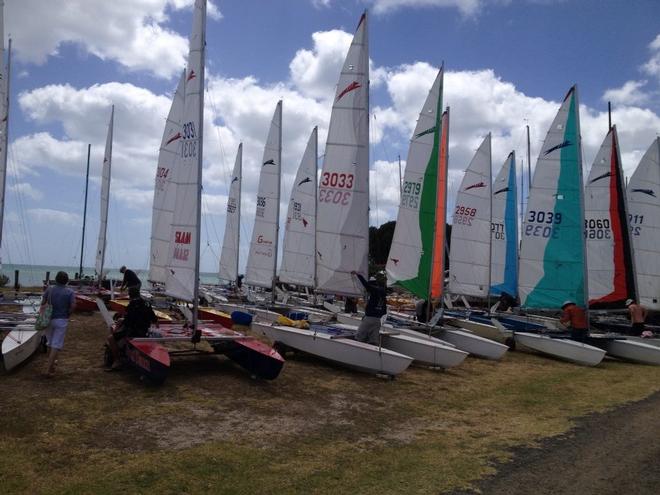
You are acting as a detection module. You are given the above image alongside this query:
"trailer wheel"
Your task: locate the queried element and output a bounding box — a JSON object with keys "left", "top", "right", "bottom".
{"left": 505, "top": 337, "right": 516, "bottom": 350}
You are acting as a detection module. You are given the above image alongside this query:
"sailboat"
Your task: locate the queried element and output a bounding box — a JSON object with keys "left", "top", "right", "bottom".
{"left": 515, "top": 86, "right": 605, "bottom": 366}
{"left": 218, "top": 143, "right": 242, "bottom": 287}
{"left": 120, "top": 0, "right": 283, "bottom": 382}
{"left": 75, "top": 107, "right": 116, "bottom": 312}
{"left": 254, "top": 12, "right": 414, "bottom": 376}
{"left": 0, "top": 5, "right": 46, "bottom": 370}
{"left": 583, "top": 126, "right": 660, "bottom": 365}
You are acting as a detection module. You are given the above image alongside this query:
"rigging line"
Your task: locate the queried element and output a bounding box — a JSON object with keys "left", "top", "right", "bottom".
{"left": 204, "top": 82, "right": 232, "bottom": 195}
{"left": 6, "top": 145, "right": 36, "bottom": 267}
{"left": 370, "top": 113, "right": 380, "bottom": 227}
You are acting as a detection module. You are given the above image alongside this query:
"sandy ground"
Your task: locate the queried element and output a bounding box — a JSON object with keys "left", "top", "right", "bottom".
{"left": 453, "top": 391, "right": 660, "bottom": 495}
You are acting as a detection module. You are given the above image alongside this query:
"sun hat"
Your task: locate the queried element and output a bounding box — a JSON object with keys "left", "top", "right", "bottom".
{"left": 561, "top": 300, "right": 574, "bottom": 309}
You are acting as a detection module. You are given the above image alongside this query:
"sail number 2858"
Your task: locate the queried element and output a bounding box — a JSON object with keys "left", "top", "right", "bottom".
{"left": 319, "top": 172, "right": 354, "bottom": 205}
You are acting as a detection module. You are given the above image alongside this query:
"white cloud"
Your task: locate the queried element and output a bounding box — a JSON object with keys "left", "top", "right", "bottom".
{"left": 371, "top": 0, "right": 482, "bottom": 16}
{"left": 28, "top": 208, "right": 81, "bottom": 224}
{"left": 8, "top": 182, "right": 43, "bottom": 201}
{"left": 602, "top": 80, "right": 650, "bottom": 107}
{"left": 5, "top": 0, "right": 221, "bottom": 79}
{"left": 642, "top": 34, "right": 660, "bottom": 79}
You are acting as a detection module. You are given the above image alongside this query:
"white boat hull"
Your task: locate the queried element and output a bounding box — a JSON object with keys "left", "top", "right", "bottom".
{"left": 434, "top": 328, "right": 508, "bottom": 360}
{"left": 2, "top": 326, "right": 43, "bottom": 371}
{"left": 380, "top": 332, "right": 467, "bottom": 368}
{"left": 445, "top": 317, "right": 507, "bottom": 343}
{"left": 336, "top": 313, "right": 362, "bottom": 326}
{"left": 514, "top": 332, "right": 605, "bottom": 366}
{"left": 598, "top": 338, "right": 660, "bottom": 365}
{"left": 253, "top": 323, "right": 413, "bottom": 376}
{"left": 624, "top": 336, "right": 660, "bottom": 348}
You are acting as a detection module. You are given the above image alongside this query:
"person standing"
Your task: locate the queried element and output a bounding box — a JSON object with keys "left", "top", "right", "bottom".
{"left": 42, "top": 271, "right": 76, "bottom": 377}
{"left": 559, "top": 300, "right": 589, "bottom": 343}
{"left": 119, "top": 266, "right": 141, "bottom": 292}
{"left": 350, "top": 271, "right": 387, "bottom": 345}
{"left": 625, "top": 299, "right": 649, "bottom": 336}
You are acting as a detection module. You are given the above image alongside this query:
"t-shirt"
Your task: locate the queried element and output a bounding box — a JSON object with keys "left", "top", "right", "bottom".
{"left": 43, "top": 285, "right": 75, "bottom": 319}
{"left": 123, "top": 298, "right": 158, "bottom": 338}
{"left": 561, "top": 305, "right": 588, "bottom": 330}
{"left": 356, "top": 274, "right": 387, "bottom": 318}
{"left": 122, "top": 269, "right": 141, "bottom": 288}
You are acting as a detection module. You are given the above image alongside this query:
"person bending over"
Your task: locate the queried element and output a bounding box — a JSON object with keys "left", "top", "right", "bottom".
{"left": 559, "top": 300, "right": 588, "bottom": 343}
{"left": 119, "top": 266, "right": 141, "bottom": 292}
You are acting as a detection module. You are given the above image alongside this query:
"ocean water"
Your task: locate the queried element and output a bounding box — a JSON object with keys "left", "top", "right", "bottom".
{"left": 0, "top": 264, "right": 220, "bottom": 288}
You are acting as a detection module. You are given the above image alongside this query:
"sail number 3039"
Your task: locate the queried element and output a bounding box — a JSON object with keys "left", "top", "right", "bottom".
{"left": 524, "top": 210, "right": 562, "bottom": 238}
{"left": 182, "top": 121, "right": 197, "bottom": 159}
{"left": 319, "top": 172, "right": 354, "bottom": 205}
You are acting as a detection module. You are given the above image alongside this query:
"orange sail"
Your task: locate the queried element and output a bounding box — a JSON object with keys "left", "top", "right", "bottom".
{"left": 431, "top": 108, "right": 450, "bottom": 299}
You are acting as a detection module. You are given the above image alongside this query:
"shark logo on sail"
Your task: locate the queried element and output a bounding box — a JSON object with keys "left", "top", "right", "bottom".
{"left": 589, "top": 171, "right": 612, "bottom": 183}
{"left": 166, "top": 132, "right": 182, "bottom": 145}
{"left": 465, "top": 182, "right": 486, "bottom": 191}
{"left": 187, "top": 69, "right": 196, "bottom": 81}
{"left": 494, "top": 187, "right": 509, "bottom": 195}
{"left": 632, "top": 188, "right": 656, "bottom": 197}
{"left": 263, "top": 159, "right": 276, "bottom": 167}
{"left": 298, "top": 177, "right": 312, "bottom": 186}
{"left": 231, "top": 176, "right": 238, "bottom": 184}
{"left": 336, "top": 81, "right": 361, "bottom": 102}
{"left": 543, "top": 140, "right": 572, "bottom": 155}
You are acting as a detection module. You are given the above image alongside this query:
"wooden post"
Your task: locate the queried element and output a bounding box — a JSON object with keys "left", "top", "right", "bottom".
{"left": 13, "top": 270, "right": 19, "bottom": 291}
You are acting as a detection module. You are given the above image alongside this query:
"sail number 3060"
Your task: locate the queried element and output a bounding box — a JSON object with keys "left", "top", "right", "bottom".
{"left": 319, "top": 172, "right": 354, "bottom": 205}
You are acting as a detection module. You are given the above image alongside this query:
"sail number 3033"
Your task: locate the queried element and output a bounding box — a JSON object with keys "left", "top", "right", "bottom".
{"left": 319, "top": 172, "right": 354, "bottom": 205}
{"left": 182, "top": 121, "right": 197, "bottom": 159}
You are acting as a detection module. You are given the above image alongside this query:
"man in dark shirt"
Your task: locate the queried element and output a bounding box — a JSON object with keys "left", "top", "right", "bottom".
{"left": 119, "top": 266, "right": 141, "bottom": 292}
{"left": 351, "top": 271, "right": 387, "bottom": 345}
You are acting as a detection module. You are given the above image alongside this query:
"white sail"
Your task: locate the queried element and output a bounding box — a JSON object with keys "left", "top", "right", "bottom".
{"left": 218, "top": 143, "right": 242, "bottom": 284}
{"left": 149, "top": 70, "right": 186, "bottom": 284}
{"left": 585, "top": 126, "right": 636, "bottom": 308}
{"left": 245, "top": 100, "right": 282, "bottom": 288}
{"left": 0, "top": 7, "right": 9, "bottom": 265}
{"left": 279, "top": 127, "right": 318, "bottom": 287}
{"left": 386, "top": 67, "right": 444, "bottom": 299}
{"left": 449, "top": 133, "right": 492, "bottom": 297}
{"left": 316, "top": 12, "right": 369, "bottom": 296}
{"left": 490, "top": 152, "right": 518, "bottom": 298}
{"left": 164, "top": 0, "right": 206, "bottom": 301}
{"left": 95, "top": 105, "right": 114, "bottom": 279}
{"left": 519, "top": 86, "right": 586, "bottom": 309}
{"left": 627, "top": 137, "right": 660, "bottom": 310}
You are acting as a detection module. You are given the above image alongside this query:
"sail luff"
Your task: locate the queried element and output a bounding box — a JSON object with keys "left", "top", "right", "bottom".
{"left": 218, "top": 143, "right": 242, "bottom": 283}
{"left": 279, "top": 127, "right": 318, "bottom": 287}
{"left": 95, "top": 105, "right": 114, "bottom": 279}
{"left": 386, "top": 67, "right": 444, "bottom": 300}
{"left": 245, "top": 100, "right": 282, "bottom": 288}
{"left": 315, "top": 12, "right": 369, "bottom": 296}
{"left": 0, "top": 33, "right": 9, "bottom": 261}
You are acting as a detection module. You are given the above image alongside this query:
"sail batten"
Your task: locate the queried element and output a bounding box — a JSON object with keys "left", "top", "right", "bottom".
{"left": 315, "top": 12, "right": 369, "bottom": 296}
{"left": 245, "top": 100, "right": 282, "bottom": 289}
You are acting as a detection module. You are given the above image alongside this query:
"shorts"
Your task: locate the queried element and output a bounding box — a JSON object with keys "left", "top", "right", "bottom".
{"left": 356, "top": 316, "right": 381, "bottom": 345}
{"left": 45, "top": 318, "right": 69, "bottom": 350}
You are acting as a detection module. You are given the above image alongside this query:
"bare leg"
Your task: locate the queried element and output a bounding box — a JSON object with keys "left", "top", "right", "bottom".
{"left": 46, "top": 348, "right": 59, "bottom": 375}
{"left": 107, "top": 335, "right": 120, "bottom": 363}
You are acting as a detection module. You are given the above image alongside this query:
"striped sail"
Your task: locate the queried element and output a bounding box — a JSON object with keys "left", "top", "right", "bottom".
{"left": 164, "top": 0, "right": 206, "bottom": 301}
{"left": 386, "top": 67, "right": 444, "bottom": 300}
{"left": 585, "top": 126, "right": 636, "bottom": 308}
{"left": 279, "top": 127, "right": 317, "bottom": 287}
{"left": 149, "top": 70, "right": 186, "bottom": 284}
{"left": 431, "top": 108, "right": 450, "bottom": 300}
{"left": 519, "top": 86, "right": 586, "bottom": 309}
{"left": 95, "top": 106, "right": 114, "bottom": 279}
{"left": 627, "top": 137, "right": 660, "bottom": 310}
{"left": 218, "top": 143, "right": 242, "bottom": 283}
{"left": 245, "top": 100, "right": 282, "bottom": 288}
{"left": 448, "top": 134, "right": 492, "bottom": 297}
{"left": 490, "top": 152, "right": 518, "bottom": 298}
{"left": 315, "top": 12, "right": 369, "bottom": 296}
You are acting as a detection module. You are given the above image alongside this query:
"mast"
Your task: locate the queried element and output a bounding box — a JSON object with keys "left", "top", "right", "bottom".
{"left": 236, "top": 145, "right": 241, "bottom": 285}
{"left": 487, "top": 133, "right": 493, "bottom": 309}
{"left": 273, "top": 100, "right": 282, "bottom": 294}
{"left": 79, "top": 143, "right": 91, "bottom": 278}
{"left": 0, "top": 37, "right": 10, "bottom": 261}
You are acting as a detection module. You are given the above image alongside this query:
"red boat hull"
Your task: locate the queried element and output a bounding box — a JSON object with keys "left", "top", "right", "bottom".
{"left": 74, "top": 294, "right": 99, "bottom": 312}
{"left": 125, "top": 340, "right": 170, "bottom": 385}
{"left": 197, "top": 307, "right": 234, "bottom": 328}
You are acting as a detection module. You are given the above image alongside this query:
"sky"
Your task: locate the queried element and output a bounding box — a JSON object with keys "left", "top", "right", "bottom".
{"left": 2, "top": 0, "right": 659, "bottom": 276}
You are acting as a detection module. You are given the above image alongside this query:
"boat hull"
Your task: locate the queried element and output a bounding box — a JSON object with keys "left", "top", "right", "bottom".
{"left": 2, "top": 326, "right": 43, "bottom": 371}
{"left": 589, "top": 336, "right": 660, "bottom": 365}
{"left": 380, "top": 332, "right": 468, "bottom": 368}
{"left": 435, "top": 328, "right": 509, "bottom": 360}
{"left": 211, "top": 333, "right": 284, "bottom": 380}
{"left": 253, "top": 323, "right": 413, "bottom": 376}
{"left": 197, "top": 307, "right": 234, "bottom": 328}
{"left": 444, "top": 317, "right": 507, "bottom": 343}
{"left": 125, "top": 340, "right": 170, "bottom": 384}
{"left": 74, "top": 294, "right": 100, "bottom": 312}
{"left": 514, "top": 332, "right": 605, "bottom": 366}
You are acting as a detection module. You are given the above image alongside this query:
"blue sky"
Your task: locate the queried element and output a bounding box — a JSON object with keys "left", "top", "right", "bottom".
{"left": 2, "top": 0, "right": 659, "bottom": 276}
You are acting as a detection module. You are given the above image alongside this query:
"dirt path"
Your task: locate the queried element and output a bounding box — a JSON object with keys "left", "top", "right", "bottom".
{"left": 455, "top": 391, "right": 660, "bottom": 494}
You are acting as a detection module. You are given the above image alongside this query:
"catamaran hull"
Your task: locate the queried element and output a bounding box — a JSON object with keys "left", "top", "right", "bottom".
{"left": 74, "top": 294, "right": 99, "bottom": 312}
{"left": 125, "top": 340, "right": 170, "bottom": 384}
{"left": 434, "top": 328, "right": 508, "bottom": 360}
{"left": 589, "top": 337, "right": 660, "bottom": 365}
{"left": 514, "top": 332, "right": 605, "bottom": 366}
{"left": 197, "top": 307, "right": 234, "bottom": 328}
{"left": 253, "top": 323, "right": 413, "bottom": 376}
{"left": 380, "top": 333, "right": 468, "bottom": 368}
{"left": 2, "top": 326, "right": 43, "bottom": 371}
{"left": 444, "top": 317, "right": 507, "bottom": 343}
{"left": 212, "top": 337, "right": 284, "bottom": 380}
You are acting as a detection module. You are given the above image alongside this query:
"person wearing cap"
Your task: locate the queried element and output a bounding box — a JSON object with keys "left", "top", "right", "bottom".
{"left": 350, "top": 271, "right": 387, "bottom": 345}
{"left": 625, "top": 299, "right": 648, "bottom": 336}
{"left": 119, "top": 266, "right": 141, "bottom": 292}
{"left": 559, "top": 300, "right": 589, "bottom": 342}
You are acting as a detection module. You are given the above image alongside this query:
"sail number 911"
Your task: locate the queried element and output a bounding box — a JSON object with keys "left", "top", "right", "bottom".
{"left": 524, "top": 210, "right": 562, "bottom": 238}
{"left": 318, "top": 172, "right": 354, "bottom": 205}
